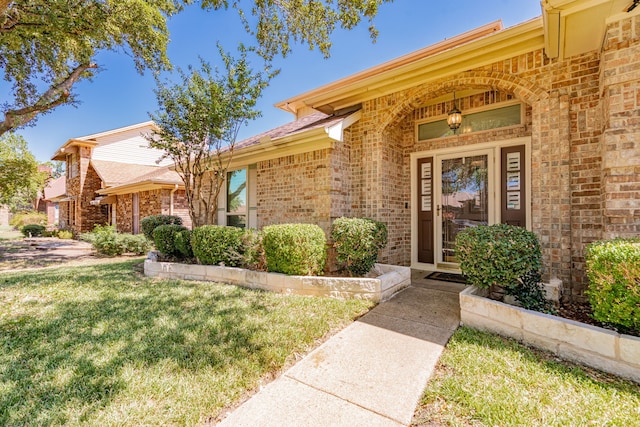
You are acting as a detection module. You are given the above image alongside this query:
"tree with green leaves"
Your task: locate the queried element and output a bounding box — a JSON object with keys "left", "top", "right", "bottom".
{"left": 148, "top": 45, "right": 272, "bottom": 227}
{"left": 0, "top": 133, "right": 47, "bottom": 211}
{"left": 199, "top": 0, "right": 389, "bottom": 60}
{"left": 0, "top": 0, "right": 390, "bottom": 137}
{"left": 0, "top": 0, "right": 184, "bottom": 136}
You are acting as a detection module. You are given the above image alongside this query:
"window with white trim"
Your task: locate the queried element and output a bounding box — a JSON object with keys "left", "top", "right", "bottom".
{"left": 226, "top": 168, "right": 247, "bottom": 228}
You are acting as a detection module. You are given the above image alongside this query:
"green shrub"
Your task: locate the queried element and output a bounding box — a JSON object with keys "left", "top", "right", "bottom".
{"left": 153, "top": 224, "right": 188, "bottom": 257}
{"left": 455, "top": 224, "right": 542, "bottom": 290}
{"left": 262, "top": 224, "right": 326, "bottom": 276}
{"left": 504, "top": 271, "right": 556, "bottom": 314}
{"left": 140, "top": 215, "right": 183, "bottom": 240}
{"left": 585, "top": 238, "right": 640, "bottom": 332}
{"left": 20, "top": 224, "right": 45, "bottom": 237}
{"left": 191, "top": 225, "right": 245, "bottom": 266}
{"left": 174, "top": 229, "right": 193, "bottom": 259}
{"left": 10, "top": 211, "right": 47, "bottom": 228}
{"left": 56, "top": 229, "right": 74, "bottom": 239}
{"left": 119, "top": 233, "right": 152, "bottom": 255}
{"left": 83, "top": 224, "right": 150, "bottom": 256}
{"left": 78, "top": 231, "right": 97, "bottom": 245}
{"left": 331, "top": 217, "right": 388, "bottom": 276}
{"left": 91, "top": 225, "right": 123, "bottom": 256}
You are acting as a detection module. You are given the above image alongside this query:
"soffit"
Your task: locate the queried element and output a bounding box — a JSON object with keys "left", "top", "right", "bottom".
{"left": 542, "top": 0, "right": 630, "bottom": 59}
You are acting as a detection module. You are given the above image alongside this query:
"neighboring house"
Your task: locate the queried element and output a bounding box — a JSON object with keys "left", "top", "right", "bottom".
{"left": 213, "top": 0, "right": 638, "bottom": 301}
{"left": 42, "top": 175, "right": 66, "bottom": 226}
{"left": 51, "top": 121, "right": 190, "bottom": 234}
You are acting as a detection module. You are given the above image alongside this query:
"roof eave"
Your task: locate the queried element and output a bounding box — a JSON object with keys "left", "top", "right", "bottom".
{"left": 287, "top": 18, "right": 544, "bottom": 115}
{"left": 97, "top": 180, "right": 184, "bottom": 196}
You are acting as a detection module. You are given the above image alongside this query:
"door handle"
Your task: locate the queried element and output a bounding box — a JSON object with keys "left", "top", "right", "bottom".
{"left": 436, "top": 205, "right": 441, "bottom": 216}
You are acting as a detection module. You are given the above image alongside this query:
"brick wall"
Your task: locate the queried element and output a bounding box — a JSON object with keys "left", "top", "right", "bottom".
{"left": 336, "top": 44, "right": 612, "bottom": 300}
{"left": 63, "top": 148, "right": 108, "bottom": 233}
{"left": 247, "top": 13, "right": 637, "bottom": 301}
{"left": 600, "top": 13, "right": 640, "bottom": 240}
{"left": 116, "top": 194, "right": 133, "bottom": 233}
{"left": 115, "top": 189, "right": 191, "bottom": 234}
{"left": 79, "top": 162, "right": 109, "bottom": 232}
{"left": 256, "top": 150, "right": 333, "bottom": 232}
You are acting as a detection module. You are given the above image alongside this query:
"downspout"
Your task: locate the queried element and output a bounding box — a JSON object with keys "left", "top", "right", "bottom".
{"left": 170, "top": 184, "right": 178, "bottom": 215}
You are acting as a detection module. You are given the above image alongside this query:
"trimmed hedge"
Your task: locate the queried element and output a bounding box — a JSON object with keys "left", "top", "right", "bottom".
{"left": 153, "top": 224, "right": 189, "bottom": 257}
{"left": 331, "top": 217, "right": 387, "bottom": 276}
{"left": 455, "top": 223, "right": 542, "bottom": 289}
{"left": 20, "top": 224, "right": 45, "bottom": 237}
{"left": 262, "top": 223, "right": 326, "bottom": 276}
{"left": 141, "top": 215, "right": 183, "bottom": 240}
{"left": 174, "top": 229, "right": 193, "bottom": 259}
{"left": 586, "top": 238, "right": 640, "bottom": 332}
{"left": 191, "top": 225, "right": 245, "bottom": 266}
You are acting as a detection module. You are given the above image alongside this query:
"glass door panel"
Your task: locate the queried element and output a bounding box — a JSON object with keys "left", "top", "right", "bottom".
{"left": 440, "top": 154, "right": 489, "bottom": 263}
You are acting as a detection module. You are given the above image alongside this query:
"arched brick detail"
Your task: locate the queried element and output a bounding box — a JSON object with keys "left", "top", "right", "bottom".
{"left": 381, "top": 70, "right": 549, "bottom": 131}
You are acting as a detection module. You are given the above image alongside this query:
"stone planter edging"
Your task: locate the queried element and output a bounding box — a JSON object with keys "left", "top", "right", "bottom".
{"left": 460, "top": 286, "right": 640, "bottom": 383}
{"left": 144, "top": 258, "right": 410, "bottom": 302}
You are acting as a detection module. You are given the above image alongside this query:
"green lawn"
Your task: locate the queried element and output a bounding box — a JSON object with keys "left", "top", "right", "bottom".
{"left": 0, "top": 225, "right": 21, "bottom": 240}
{"left": 413, "top": 327, "right": 640, "bottom": 426}
{"left": 0, "top": 260, "right": 373, "bottom": 426}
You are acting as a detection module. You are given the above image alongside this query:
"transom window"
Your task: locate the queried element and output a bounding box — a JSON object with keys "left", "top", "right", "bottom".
{"left": 417, "top": 103, "right": 522, "bottom": 141}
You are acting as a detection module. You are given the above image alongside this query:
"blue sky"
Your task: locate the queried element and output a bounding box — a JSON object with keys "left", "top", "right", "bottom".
{"left": 15, "top": 0, "right": 543, "bottom": 162}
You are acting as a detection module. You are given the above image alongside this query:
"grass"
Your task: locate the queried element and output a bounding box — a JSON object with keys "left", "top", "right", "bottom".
{"left": 413, "top": 327, "right": 640, "bottom": 426}
{"left": 0, "top": 225, "right": 21, "bottom": 240}
{"left": 0, "top": 260, "right": 374, "bottom": 426}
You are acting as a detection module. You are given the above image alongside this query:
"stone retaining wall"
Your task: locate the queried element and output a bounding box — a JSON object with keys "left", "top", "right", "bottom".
{"left": 460, "top": 286, "right": 640, "bottom": 384}
{"left": 144, "top": 258, "right": 410, "bottom": 302}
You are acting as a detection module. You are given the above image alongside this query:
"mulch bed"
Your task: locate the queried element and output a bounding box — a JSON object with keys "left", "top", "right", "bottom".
{"left": 558, "top": 300, "right": 639, "bottom": 337}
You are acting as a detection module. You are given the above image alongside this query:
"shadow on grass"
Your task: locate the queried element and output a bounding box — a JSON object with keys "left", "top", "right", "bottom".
{"left": 0, "top": 262, "right": 274, "bottom": 425}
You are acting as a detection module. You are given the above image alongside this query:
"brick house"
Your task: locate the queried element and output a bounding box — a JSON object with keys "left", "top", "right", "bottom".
{"left": 51, "top": 121, "right": 190, "bottom": 234}
{"left": 213, "top": 0, "right": 638, "bottom": 301}
{"left": 42, "top": 175, "right": 66, "bottom": 225}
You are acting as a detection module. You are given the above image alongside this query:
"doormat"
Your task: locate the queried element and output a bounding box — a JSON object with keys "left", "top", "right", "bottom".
{"left": 425, "top": 272, "right": 467, "bottom": 284}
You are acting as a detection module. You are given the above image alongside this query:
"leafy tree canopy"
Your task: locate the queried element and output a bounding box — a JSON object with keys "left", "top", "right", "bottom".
{"left": 201, "top": 0, "right": 390, "bottom": 60}
{"left": 148, "top": 44, "right": 273, "bottom": 226}
{"left": 0, "top": 0, "right": 391, "bottom": 136}
{"left": 0, "top": 0, "right": 183, "bottom": 135}
{"left": 0, "top": 133, "right": 47, "bottom": 210}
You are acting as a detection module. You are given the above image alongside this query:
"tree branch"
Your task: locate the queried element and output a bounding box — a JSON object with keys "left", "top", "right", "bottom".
{"left": 0, "top": 0, "right": 10, "bottom": 16}
{"left": 0, "top": 62, "right": 97, "bottom": 136}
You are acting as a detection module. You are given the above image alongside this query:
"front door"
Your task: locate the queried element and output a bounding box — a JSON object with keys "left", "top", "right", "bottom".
{"left": 415, "top": 143, "right": 527, "bottom": 269}
{"left": 436, "top": 151, "right": 491, "bottom": 267}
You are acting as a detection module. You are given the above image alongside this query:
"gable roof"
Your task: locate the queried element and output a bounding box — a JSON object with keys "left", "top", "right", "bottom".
{"left": 96, "top": 166, "right": 183, "bottom": 196}
{"left": 91, "top": 160, "right": 161, "bottom": 187}
{"left": 43, "top": 176, "right": 66, "bottom": 201}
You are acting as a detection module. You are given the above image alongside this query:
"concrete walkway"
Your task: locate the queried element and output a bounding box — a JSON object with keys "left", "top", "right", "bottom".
{"left": 217, "top": 272, "right": 466, "bottom": 426}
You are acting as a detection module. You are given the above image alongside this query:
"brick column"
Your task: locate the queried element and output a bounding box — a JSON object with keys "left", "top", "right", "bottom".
{"left": 531, "top": 92, "right": 573, "bottom": 295}
{"left": 600, "top": 13, "right": 640, "bottom": 239}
